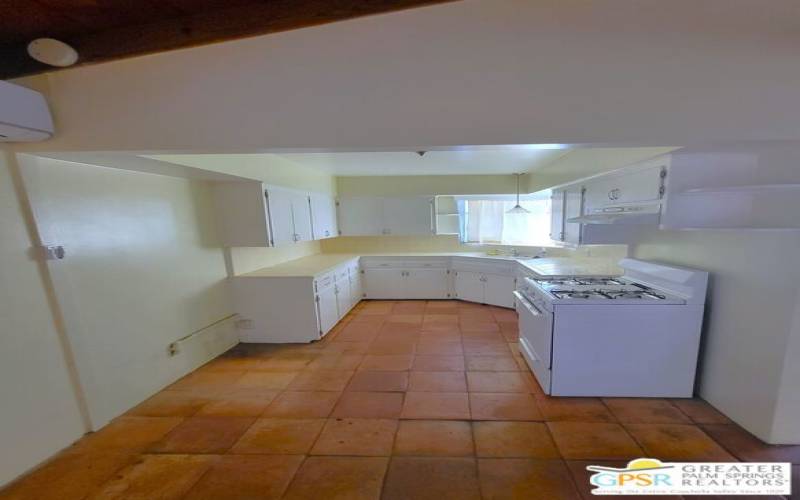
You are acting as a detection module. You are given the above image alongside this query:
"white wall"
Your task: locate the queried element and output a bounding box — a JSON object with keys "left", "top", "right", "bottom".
{"left": 16, "top": 154, "right": 234, "bottom": 429}
{"left": 632, "top": 229, "right": 800, "bottom": 443}
{"left": 773, "top": 295, "right": 800, "bottom": 442}
{"left": 0, "top": 149, "right": 86, "bottom": 486}
{"left": 14, "top": 0, "right": 800, "bottom": 153}
{"left": 149, "top": 154, "right": 336, "bottom": 194}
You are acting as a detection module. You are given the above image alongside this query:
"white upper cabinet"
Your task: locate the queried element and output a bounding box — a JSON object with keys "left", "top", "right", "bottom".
{"left": 338, "top": 196, "right": 434, "bottom": 236}
{"left": 310, "top": 193, "right": 338, "bottom": 239}
{"left": 549, "top": 189, "right": 565, "bottom": 242}
{"left": 265, "top": 187, "right": 298, "bottom": 246}
{"left": 212, "top": 181, "right": 333, "bottom": 247}
{"left": 583, "top": 162, "right": 666, "bottom": 212}
{"left": 211, "top": 181, "right": 271, "bottom": 246}
{"left": 563, "top": 185, "right": 584, "bottom": 245}
{"left": 382, "top": 197, "right": 434, "bottom": 235}
{"left": 337, "top": 197, "right": 384, "bottom": 236}
{"left": 266, "top": 187, "right": 313, "bottom": 245}
{"left": 290, "top": 191, "right": 313, "bottom": 243}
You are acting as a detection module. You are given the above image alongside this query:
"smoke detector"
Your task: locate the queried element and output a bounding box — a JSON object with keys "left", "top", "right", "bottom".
{"left": 27, "top": 38, "right": 79, "bottom": 67}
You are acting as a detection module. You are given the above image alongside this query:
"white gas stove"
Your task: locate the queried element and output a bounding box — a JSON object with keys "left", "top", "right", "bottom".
{"left": 514, "top": 258, "right": 708, "bottom": 397}
{"left": 529, "top": 276, "right": 686, "bottom": 305}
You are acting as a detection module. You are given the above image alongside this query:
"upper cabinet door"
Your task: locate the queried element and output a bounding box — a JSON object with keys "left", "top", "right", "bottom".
{"left": 310, "top": 193, "right": 338, "bottom": 240}
{"left": 382, "top": 197, "right": 434, "bottom": 236}
{"left": 265, "top": 187, "right": 295, "bottom": 246}
{"left": 563, "top": 186, "right": 583, "bottom": 245}
{"left": 290, "top": 192, "right": 313, "bottom": 243}
{"left": 584, "top": 165, "right": 664, "bottom": 210}
{"left": 211, "top": 181, "right": 270, "bottom": 246}
{"left": 550, "top": 189, "right": 565, "bottom": 241}
{"left": 337, "top": 197, "right": 384, "bottom": 236}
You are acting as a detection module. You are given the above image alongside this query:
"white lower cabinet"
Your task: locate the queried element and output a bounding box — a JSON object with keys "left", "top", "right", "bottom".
{"left": 362, "top": 258, "right": 451, "bottom": 300}
{"left": 316, "top": 281, "right": 339, "bottom": 335}
{"left": 233, "top": 256, "right": 516, "bottom": 344}
{"left": 454, "top": 271, "right": 485, "bottom": 303}
{"left": 348, "top": 263, "right": 363, "bottom": 308}
{"left": 363, "top": 268, "right": 407, "bottom": 299}
{"left": 231, "top": 257, "right": 361, "bottom": 343}
{"left": 452, "top": 258, "right": 517, "bottom": 307}
{"left": 484, "top": 273, "right": 516, "bottom": 308}
{"left": 406, "top": 268, "right": 449, "bottom": 299}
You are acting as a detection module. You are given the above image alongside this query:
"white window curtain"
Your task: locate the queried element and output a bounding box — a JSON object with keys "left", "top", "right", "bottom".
{"left": 465, "top": 200, "right": 505, "bottom": 243}
{"left": 457, "top": 195, "right": 552, "bottom": 246}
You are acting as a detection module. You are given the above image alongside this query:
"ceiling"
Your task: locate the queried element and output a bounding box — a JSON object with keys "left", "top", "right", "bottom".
{"left": 275, "top": 149, "right": 570, "bottom": 176}
{"left": 0, "top": 0, "right": 454, "bottom": 79}
{"left": 152, "top": 147, "right": 571, "bottom": 177}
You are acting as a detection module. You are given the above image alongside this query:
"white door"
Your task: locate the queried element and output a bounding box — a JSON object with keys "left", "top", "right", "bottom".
{"left": 406, "top": 268, "right": 448, "bottom": 299}
{"left": 484, "top": 273, "right": 516, "bottom": 308}
{"left": 337, "top": 197, "right": 384, "bottom": 236}
{"left": 454, "top": 271, "right": 484, "bottom": 303}
{"left": 550, "top": 189, "right": 565, "bottom": 241}
{"left": 310, "top": 193, "right": 337, "bottom": 240}
{"left": 563, "top": 186, "right": 583, "bottom": 245}
{"left": 265, "top": 188, "right": 295, "bottom": 246}
{"left": 317, "top": 285, "right": 339, "bottom": 335}
{"left": 363, "top": 268, "right": 405, "bottom": 299}
{"left": 383, "top": 197, "right": 434, "bottom": 235}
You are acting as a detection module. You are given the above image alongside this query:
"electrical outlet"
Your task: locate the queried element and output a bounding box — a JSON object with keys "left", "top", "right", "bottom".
{"left": 167, "top": 342, "right": 179, "bottom": 357}
{"left": 236, "top": 319, "right": 254, "bottom": 330}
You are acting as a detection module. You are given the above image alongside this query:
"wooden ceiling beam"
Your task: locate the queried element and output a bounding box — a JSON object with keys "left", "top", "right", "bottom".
{"left": 0, "top": 0, "right": 457, "bottom": 79}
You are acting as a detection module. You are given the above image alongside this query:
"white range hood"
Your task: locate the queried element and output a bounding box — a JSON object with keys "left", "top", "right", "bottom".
{"left": 568, "top": 202, "right": 662, "bottom": 225}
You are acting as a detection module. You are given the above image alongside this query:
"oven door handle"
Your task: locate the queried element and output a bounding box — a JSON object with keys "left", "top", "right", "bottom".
{"left": 513, "top": 290, "right": 543, "bottom": 316}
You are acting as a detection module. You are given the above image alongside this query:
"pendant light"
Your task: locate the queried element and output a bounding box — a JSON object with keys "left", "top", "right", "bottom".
{"left": 506, "top": 173, "right": 530, "bottom": 214}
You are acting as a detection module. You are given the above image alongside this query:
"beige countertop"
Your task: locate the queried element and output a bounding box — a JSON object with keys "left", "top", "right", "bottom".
{"left": 519, "top": 257, "right": 622, "bottom": 277}
{"left": 238, "top": 252, "right": 622, "bottom": 278}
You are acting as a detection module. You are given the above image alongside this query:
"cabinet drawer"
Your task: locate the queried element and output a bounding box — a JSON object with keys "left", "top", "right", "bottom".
{"left": 404, "top": 258, "right": 449, "bottom": 269}
{"left": 360, "top": 258, "right": 408, "bottom": 269}
{"left": 451, "top": 257, "right": 516, "bottom": 275}
{"left": 335, "top": 267, "right": 349, "bottom": 282}
{"left": 360, "top": 257, "right": 448, "bottom": 269}
{"left": 314, "top": 272, "right": 335, "bottom": 292}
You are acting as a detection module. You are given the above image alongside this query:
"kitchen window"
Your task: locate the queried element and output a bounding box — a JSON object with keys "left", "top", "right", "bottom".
{"left": 456, "top": 193, "right": 552, "bottom": 246}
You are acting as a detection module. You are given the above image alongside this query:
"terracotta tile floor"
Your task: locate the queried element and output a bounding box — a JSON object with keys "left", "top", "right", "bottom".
{"left": 2, "top": 299, "right": 798, "bottom": 499}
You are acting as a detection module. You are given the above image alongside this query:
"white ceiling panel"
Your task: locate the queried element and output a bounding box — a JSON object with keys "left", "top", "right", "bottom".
{"left": 273, "top": 148, "right": 570, "bottom": 176}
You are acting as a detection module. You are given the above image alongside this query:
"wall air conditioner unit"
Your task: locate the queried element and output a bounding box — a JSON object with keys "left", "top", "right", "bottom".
{"left": 0, "top": 80, "right": 54, "bottom": 142}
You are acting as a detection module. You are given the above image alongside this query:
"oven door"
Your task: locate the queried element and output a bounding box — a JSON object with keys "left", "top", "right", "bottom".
{"left": 514, "top": 291, "right": 554, "bottom": 393}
